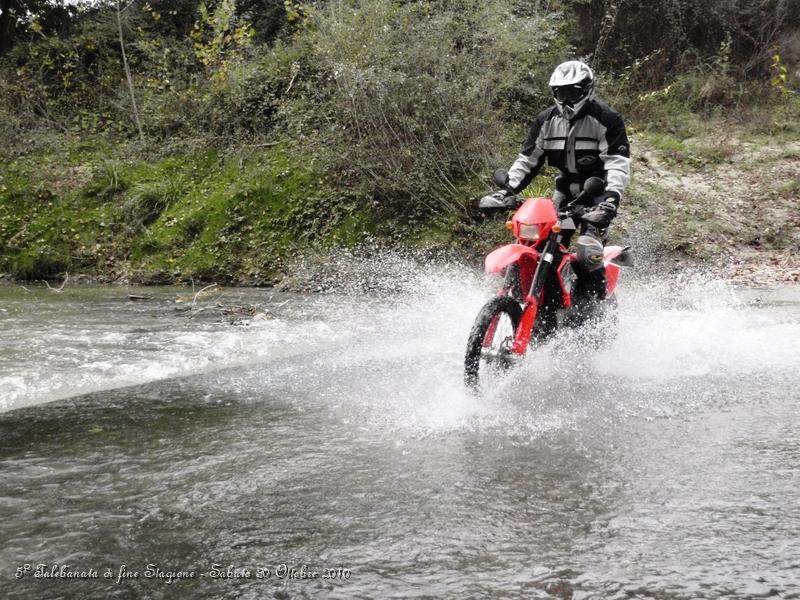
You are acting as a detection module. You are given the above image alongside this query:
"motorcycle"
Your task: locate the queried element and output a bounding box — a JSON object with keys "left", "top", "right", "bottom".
{"left": 464, "top": 170, "right": 633, "bottom": 389}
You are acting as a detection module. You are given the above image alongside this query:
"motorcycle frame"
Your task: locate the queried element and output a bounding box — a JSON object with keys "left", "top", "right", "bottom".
{"left": 483, "top": 197, "right": 625, "bottom": 356}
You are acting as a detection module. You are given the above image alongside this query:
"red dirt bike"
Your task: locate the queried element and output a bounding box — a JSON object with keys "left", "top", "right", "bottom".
{"left": 464, "top": 170, "right": 633, "bottom": 389}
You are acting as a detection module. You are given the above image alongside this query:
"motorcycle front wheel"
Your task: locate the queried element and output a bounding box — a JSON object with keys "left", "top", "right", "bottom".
{"left": 464, "top": 296, "right": 523, "bottom": 390}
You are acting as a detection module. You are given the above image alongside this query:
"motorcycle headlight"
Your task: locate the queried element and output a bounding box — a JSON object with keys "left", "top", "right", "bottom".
{"left": 519, "top": 224, "right": 540, "bottom": 241}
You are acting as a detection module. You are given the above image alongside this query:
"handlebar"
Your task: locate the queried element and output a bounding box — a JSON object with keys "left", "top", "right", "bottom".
{"left": 558, "top": 176, "right": 606, "bottom": 219}
{"left": 479, "top": 174, "right": 606, "bottom": 216}
{"left": 558, "top": 205, "right": 588, "bottom": 220}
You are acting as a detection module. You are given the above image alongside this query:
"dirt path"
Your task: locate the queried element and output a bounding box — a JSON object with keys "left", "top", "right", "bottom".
{"left": 623, "top": 134, "right": 799, "bottom": 286}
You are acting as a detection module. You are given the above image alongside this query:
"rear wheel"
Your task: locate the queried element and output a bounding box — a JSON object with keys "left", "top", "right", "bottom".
{"left": 464, "top": 296, "right": 523, "bottom": 389}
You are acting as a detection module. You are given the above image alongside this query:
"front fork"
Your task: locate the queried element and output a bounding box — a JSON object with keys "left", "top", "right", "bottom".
{"left": 511, "top": 234, "right": 560, "bottom": 354}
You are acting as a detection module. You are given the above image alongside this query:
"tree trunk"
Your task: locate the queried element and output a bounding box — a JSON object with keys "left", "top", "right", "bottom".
{"left": 116, "top": 0, "right": 145, "bottom": 146}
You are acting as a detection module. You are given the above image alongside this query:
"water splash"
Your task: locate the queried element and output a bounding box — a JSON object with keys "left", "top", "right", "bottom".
{"left": 2, "top": 255, "right": 799, "bottom": 600}
{"left": 1, "top": 255, "right": 797, "bottom": 424}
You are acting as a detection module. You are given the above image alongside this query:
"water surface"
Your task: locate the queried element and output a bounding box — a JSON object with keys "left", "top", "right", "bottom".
{"left": 1, "top": 263, "right": 798, "bottom": 599}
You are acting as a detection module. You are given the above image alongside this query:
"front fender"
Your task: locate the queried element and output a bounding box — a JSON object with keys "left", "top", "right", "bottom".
{"left": 485, "top": 244, "right": 539, "bottom": 273}
{"left": 604, "top": 245, "right": 633, "bottom": 266}
{"left": 603, "top": 245, "right": 631, "bottom": 296}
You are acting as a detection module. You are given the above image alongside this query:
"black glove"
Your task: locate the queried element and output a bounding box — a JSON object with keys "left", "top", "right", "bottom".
{"left": 583, "top": 191, "right": 619, "bottom": 227}
{"left": 478, "top": 189, "right": 519, "bottom": 211}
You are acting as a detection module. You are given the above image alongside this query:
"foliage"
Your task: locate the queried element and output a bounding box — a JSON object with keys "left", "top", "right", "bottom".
{"left": 599, "top": 34, "right": 798, "bottom": 134}
{"left": 236, "top": 0, "right": 288, "bottom": 43}
{"left": 190, "top": 0, "right": 254, "bottom": 81}
{"left": 571, "top": 0, "right": 799, "bottom": 85}
{"left": 0, "top": 0, "right": 77, "bottom": 54}
{"left": 1, "top": 10, "right": 126, "bottom": 132}
{"left": 770, "top": 52, "right": 790, "bottom": 97}
{"left": 0, "top": 0, "right": 799, "bottom": 282}
{"left": 283, "top": 0, "right": 568, "bottom": 218}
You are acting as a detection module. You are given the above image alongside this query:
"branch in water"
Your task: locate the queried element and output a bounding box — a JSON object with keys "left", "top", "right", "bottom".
{"left": 44, "top": 273, "right": 69, "bottom": 293}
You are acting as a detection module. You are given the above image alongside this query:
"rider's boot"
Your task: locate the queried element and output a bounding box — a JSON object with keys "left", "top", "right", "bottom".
{"left": 576, "top": 227, "right": 606, "bottom": 300}
{"left": 566, "top": 228, "right": 607, "bottom": 327}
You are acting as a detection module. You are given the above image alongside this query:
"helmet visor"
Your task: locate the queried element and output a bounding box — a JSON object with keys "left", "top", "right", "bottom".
{"left": 552, "top": 84, "right": 587, "bottom": 105}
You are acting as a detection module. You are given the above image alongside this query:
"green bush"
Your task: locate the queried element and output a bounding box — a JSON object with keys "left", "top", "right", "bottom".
{"left": 124, "top": 174, "right": 188, "bottom": 229}
{"left": 280, "top": 0, "right": 568, "bottom": 218}
{"left": 0, "top": 7, "right": 144, "bottom": 137}
{"left": 573, "top": 0, "right": 799, "bottom": 81}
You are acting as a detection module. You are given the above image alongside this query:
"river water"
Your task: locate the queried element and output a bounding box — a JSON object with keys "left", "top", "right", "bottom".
{"left": 1, "top": 257, "right": 799, "bottom": 599}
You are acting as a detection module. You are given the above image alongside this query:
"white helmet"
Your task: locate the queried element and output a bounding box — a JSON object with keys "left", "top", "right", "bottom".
{"left": 549, "top": 61, "right": 594, "bottom": 120}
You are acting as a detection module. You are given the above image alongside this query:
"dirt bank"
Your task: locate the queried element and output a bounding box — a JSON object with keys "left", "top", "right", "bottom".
{"left": 624, "top": 133, "right": 799, "bottom": 286}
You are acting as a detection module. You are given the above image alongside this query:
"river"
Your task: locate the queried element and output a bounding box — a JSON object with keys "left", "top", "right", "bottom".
{"left": 1, "top": 258, "right": 798, "bottom": 599}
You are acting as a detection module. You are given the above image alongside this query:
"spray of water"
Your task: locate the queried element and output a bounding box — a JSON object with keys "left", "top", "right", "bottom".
{"left": 271, "top": 251, "right": 799, "bottom": 432}
{"left": 1, "top": 251, "right": 797, "bottom": 428}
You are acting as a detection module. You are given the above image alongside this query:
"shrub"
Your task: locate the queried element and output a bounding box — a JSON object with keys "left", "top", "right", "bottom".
{"left": 124, "top": 174, "right": 188, "bottom": 229}
{"left": 282, "top": 0, "right": 568, "bottom": 218}
{"left": 574, "top": 0, "right": 799, "bottom": 81}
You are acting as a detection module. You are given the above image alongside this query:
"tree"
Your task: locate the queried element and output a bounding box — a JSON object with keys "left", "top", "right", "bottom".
{"left": 116, "top": 0, "right": 145, "bottom": 145}
{"left": 0, "top": 0, "right": 75, "bottom": 54}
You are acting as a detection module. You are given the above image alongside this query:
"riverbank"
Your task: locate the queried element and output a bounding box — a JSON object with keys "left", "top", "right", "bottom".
{"left": 621, "top": 128, "right": 800, "bottom": 287}
{"left": 1, "top": 119, "right": 798, "bottom": 289}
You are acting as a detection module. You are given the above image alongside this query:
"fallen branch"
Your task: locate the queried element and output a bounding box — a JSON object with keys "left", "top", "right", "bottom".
{"left": 242, "top": 141, "right": 283, "bottom": 148}
{"left": 285, "top": 62, "right": 300, "bottom": 94}
{"left": 44, "top": 273, "right": 69, "bottom": 293}
{"left": 175, "top": 282, "right": 220, "bottom": 305}
{"left": 191, "top": 283, "right": 218, "bottom": 307}
{"left": 187, "top": 306, "right": 214, "bottom": 319}
{"left": 178, "top": 301, "right": 274, "bottom": 323}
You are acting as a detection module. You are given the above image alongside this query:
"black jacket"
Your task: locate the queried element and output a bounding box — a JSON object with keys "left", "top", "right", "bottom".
{"left": 507, "top": 99, "right": 631, "bottom": 200}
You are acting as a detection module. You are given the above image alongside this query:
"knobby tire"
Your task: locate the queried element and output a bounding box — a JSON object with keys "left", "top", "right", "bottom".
{"left": 464, "top": 296, "right": 523, "bottom": 390}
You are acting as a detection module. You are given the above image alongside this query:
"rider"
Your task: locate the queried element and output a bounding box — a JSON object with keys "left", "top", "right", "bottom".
{"left": 483, "top": 60, "right": 631, "bottom": 302}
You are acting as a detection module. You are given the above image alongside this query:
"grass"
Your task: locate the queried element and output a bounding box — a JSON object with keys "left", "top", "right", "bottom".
{"left": 2, "top": 88, "right": 797, "bottom": 284}
{"left": 0, "top": 135, "right": 416, "bottom": 283}
{"left": 636, "top": 126, "right": 739, "bottom": 171}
